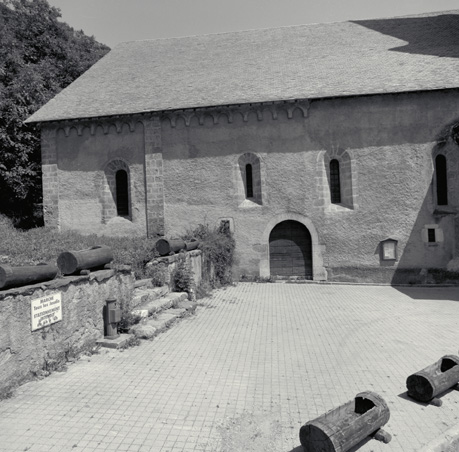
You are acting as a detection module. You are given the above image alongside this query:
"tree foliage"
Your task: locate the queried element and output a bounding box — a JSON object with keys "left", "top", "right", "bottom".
{"left": 0, "top": 0, "right": 109, "bottom": 227}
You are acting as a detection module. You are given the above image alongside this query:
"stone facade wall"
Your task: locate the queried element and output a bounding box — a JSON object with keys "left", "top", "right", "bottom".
{"left": 0, "top": 269, "right": 134, "bottom": 395}
{"left": 160, "top": 90, "right": 459, "bottom": 283}
{"left": 49, "top": 119, "right": 148, "bottom": 236}
{"left": 42, "top": 89, "right": 459, "bottom": 283}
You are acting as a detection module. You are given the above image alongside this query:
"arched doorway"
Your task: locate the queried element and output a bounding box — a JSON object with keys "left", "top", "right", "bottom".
{"left": 269, "top": 220, "right": 313, "bottom": 279}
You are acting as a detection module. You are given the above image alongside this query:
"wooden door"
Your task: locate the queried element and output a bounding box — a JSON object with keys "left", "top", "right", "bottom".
{"left": 269, "top": 220, "right": 312, "bottom": 278}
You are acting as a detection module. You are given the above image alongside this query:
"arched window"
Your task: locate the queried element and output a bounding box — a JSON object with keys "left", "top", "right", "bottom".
{"left": 237, "top": 153, "right": 263, "bottom": 206}
{"left": 246, "top": 164, "right": 253, "bottom": 198}
{"left": 116, "top": 169, "right": 129, "bottom": 216}
{"left": 436, "top": 155, "right": 448, "bottom": 205}
{"left": 330, "top": 159, "right": 341, "bottom": 204}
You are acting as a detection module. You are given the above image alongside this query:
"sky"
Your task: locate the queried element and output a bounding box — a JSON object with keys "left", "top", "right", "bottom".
{"left": 47, "top": 0, "right": 459, "bottom": 48}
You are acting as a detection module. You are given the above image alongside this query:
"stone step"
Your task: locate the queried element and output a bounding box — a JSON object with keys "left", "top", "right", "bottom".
{"left": 177, "top": 299, "right": 197, "bottom": 314}
{"left": 133, "top": 278, "right": 155, "bottom": 289}
{"left": 131, "top": 291, "right": 188, "bottom": 318}
{"left": 130, "top": 303, "right": 196, "bottom": 339}
{"left": 130, "top": 286, "right": 169, "bottom": 310}
{"left": 98, "top": 290, "right": 194, "bottom": 349}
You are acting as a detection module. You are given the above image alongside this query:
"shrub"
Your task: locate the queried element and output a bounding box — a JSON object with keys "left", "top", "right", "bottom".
{"left": 172, "top": 256, "right": 194, "bottom": 293}
{"left": 183, "top": 222, "right": 235, "bottom": 287}
{"left": 118, "top": 311, "right": 142, "bottom": 334}
{"left": 144, "top": 263, "right": 168, "bottom": 287}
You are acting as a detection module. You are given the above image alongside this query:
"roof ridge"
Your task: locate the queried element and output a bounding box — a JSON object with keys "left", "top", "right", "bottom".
{"left": 114, "top": 9, "right": 459, "bottom": 47}
{"left": 26, "top": 10, "right": 459, "bottom": 124}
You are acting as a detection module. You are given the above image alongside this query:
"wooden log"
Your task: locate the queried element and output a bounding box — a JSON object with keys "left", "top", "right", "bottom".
{"left": 406, "top": 355, "right": 459, "bottom": 403}
{"left": 156, "top": 238, "right": 186, "bottom": 256}
{"left": 57, "top": 245, "right": 113, "bottom": 275}
{"left": 0, "top": 263, "right": 58, "bottom": 290}
{"left": 185, "top": 239, "right": 200, "bottom": 251}
{"left": 299, "top": 391, "right": 390, "bottom": 452}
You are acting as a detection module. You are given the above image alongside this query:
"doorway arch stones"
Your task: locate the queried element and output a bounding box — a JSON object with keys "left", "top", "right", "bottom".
{"left": 259, "top": 212, "right": 327, "bottom": 281}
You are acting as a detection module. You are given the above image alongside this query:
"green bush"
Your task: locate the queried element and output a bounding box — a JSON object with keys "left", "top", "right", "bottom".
{"left": 144, "top": 263, "right": 168, "bottom": 287}
{"left": 172, "top": 256, "right": 194, "bottom": 293}
{"left": 118, "top": 310, "right": 142, "bottom": 334}
{"left": 183, "top": 222, "right": 235, "bottom": 287}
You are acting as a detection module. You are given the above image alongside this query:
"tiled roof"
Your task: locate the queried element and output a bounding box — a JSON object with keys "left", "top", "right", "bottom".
{"left": 26, "top": 10, "right": 459, "bottom": 123}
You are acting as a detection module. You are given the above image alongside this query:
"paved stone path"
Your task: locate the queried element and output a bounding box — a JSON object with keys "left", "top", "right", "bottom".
{"left": 1, "top": 283, "right": 459, "bottom": 451}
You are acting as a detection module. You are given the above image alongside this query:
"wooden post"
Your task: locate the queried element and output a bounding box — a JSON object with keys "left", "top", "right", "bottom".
{"left": 156, "top": 238, "right": 186, "bottom": 256}
{"left": 57, "top": 245, "right": 113, "bottom": 275}
{"left": 0, "top": 263, "right": 58, "bottom": 290}
{"left": 185, "top": 239, "right": 200, "bottom": 251}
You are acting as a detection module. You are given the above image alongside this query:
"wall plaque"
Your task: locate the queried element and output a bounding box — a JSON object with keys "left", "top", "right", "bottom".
{"left": 31, "top": 293, "right": 62, "bottom": 331}
{"left": 379, "top": 238, "right": 398, "bottom": 261}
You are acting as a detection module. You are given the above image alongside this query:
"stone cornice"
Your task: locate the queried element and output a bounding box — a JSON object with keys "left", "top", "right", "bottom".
{"left": 40, "top": 99, "right": 310, "bottom": 135}
{"left": 162, "top": 100, "right": 310, "bottom": 128}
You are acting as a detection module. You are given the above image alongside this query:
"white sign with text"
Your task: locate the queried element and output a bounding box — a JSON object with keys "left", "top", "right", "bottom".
{"left": 31, "top": 293, "right": 62, "bottom": 331}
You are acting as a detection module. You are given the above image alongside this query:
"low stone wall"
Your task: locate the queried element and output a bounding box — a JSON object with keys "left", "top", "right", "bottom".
{"left": 0, "top": 268, "right": 134, "bottom": 395}
{"left": 147, "top": 250, "right": 203, "bottom": 290}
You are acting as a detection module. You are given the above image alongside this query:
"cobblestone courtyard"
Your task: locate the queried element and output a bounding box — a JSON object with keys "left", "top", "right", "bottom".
{"left": 1, "top": 283, "right": 459, "bottom": 451}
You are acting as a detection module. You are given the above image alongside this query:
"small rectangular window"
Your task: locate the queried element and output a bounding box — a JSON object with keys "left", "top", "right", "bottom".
{"left": 428, "top": 228, "right": 436, "bottom": 243}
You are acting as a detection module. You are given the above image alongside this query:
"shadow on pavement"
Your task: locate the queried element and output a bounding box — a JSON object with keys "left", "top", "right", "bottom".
{"left": 397, "top": 391, "right": 429, "bottom": 407}
{"left": 288, "top": 433, "right": 382, "bottom": 451}
{"left": 398, "top": 387, "right": 459, "bottom": 406}
{"left": 394, "top": 286, "right": 459, "bottom": 302}
{"left": 347, "top": 436, "right": 373, "bottom": 451}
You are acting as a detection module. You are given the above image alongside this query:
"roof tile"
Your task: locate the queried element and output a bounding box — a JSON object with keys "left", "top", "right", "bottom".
{"left": 26, "top": 10, "right": 459, "bottom": 123}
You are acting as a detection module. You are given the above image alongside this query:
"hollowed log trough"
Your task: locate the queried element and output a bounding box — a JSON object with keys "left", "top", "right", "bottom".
{"left": 299, "top": 391, "right": 391, "bottom": 452}
{"left": 57, "top": 245, "right": 113, "bottom": 275}
{"left": 406, "top": 355, "right": 459, "bottom": 406}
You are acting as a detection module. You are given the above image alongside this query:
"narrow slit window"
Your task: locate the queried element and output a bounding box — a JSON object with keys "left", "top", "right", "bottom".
{"left": 436, "top": 155, "right": 448, "bottom": 205}
{"left": 330, "top": 159, "right": 341, "bottom": 204}
{"left": 246, "top": 164, "right": 253, "bottom": 198}
{"left": 115, "top": 169, "right": 129, "bottom": 216}
{"left": 428, "top": 228, "right": 436, "bottom": 243}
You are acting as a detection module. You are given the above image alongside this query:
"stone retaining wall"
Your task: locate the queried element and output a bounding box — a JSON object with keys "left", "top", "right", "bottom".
{"left": 0, "top": 268, "right": 134, "bottom": 395}
{"left": 147, "top": 249, "right": 203, "bottom": 290}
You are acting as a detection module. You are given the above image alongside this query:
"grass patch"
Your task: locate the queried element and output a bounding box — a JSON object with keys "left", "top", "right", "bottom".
{"left": 0, "top": 215, "right": 159, "bottom": 279}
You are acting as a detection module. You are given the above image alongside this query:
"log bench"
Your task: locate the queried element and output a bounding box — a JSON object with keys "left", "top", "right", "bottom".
{"left": 299, "top": 391, "right": 391, "bottom": 452}
{"left": 406, "top": 355, "right": 459, "bottom": 406}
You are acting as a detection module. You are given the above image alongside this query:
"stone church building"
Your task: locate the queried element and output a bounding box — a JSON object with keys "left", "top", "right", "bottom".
{"left": 27, "top": 11, "right": 459, "bottom": 283}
